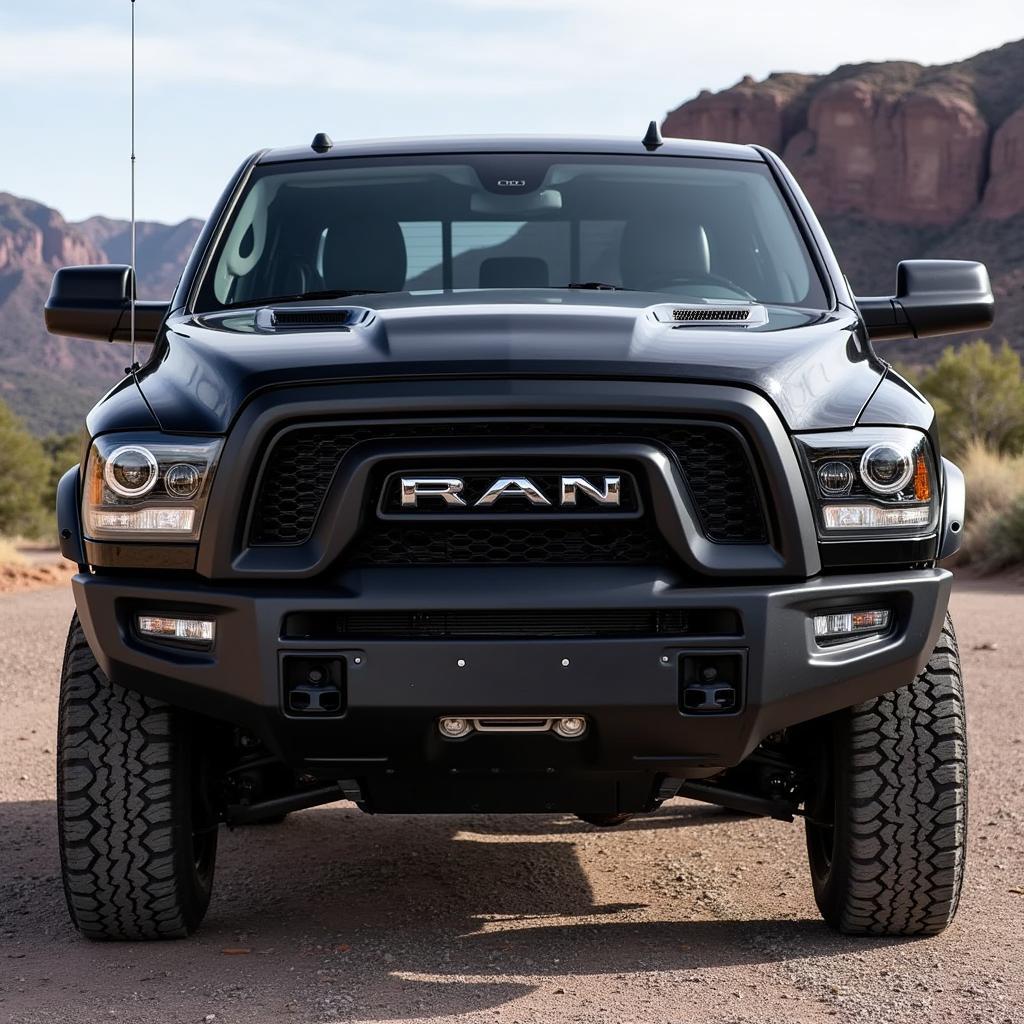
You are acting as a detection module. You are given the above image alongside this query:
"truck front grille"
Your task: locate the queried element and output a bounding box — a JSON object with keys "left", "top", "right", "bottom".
{"left": 248, "top": 418, "right": 768, "bottom": 552}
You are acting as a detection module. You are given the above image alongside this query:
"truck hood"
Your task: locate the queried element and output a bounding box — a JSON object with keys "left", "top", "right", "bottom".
{"left": 137, "top": 290, "right": 881, "bottom": 433}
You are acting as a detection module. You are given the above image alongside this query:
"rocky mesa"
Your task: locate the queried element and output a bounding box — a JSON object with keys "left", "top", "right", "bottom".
{"left": 663, "top": 39, "right": 1024, "bottom": 359}
{"left": 0, "top": 193, "right": 201, "bottom": 434}
{"left": 664, "top": 39, "right": 1024, "bottom": 225}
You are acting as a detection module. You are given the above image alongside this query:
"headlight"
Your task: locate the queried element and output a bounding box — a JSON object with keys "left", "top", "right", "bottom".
{"left": 795, "top": 428, "right": 938, "bottom": 538}
{"left": 83, "top": 434, "right": 223, "bottom": 542}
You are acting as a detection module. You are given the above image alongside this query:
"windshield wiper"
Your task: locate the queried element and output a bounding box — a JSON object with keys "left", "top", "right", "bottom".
{"left": 222, "top": 288, "right": 386, "bottom": 310}
{"left": 562, "top": 281, "right": 633, "bottom": 291}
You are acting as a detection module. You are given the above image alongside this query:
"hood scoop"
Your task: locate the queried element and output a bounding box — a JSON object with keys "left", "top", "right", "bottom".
{"left": 255, "top": 306, "right": 373, "bottom": 332}
{"left": 651, "top": 303, "right": 768, "bottom": 328}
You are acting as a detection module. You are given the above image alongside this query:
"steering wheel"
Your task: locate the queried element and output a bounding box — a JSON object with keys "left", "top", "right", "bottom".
{"left": 664, "top": 274, "right": 757, "bottom": 300}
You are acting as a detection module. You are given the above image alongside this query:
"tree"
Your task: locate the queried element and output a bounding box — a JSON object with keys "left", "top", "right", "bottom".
{"left": 918, "top": 340, "right": 1024, "bottom": 456}
{"left": 41, "top": 431, "right": 84, "bottom": 517}
{"left": 0, "top": 398, "right": 49, "bottom": 536}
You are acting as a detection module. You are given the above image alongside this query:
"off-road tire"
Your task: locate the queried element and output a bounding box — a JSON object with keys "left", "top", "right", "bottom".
{"left": 805, "top": 613, "right": 967, "bottom": 936}
{"left": 57, "top": 615, "right": 218, "bottom": 940}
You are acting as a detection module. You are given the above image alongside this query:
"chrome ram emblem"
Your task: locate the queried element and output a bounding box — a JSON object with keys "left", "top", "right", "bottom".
{"left": 398, "top": 475, "right": 622, "bottom": 508}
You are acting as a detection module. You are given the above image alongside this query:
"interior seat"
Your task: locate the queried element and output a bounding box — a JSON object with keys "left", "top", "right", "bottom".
{"left": 479, "top": 256, "right": 550, "bottom": 289}
{"left": 321, "top": 218, "right": 408, "bottom": 294}
{"left": 619, "top": 217, "right": 711, "bottom": 292}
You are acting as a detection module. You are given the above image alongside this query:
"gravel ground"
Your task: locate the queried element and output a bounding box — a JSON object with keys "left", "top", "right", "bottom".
{"left": 1, "top": 581, "right": 1022, "bottom": 1024}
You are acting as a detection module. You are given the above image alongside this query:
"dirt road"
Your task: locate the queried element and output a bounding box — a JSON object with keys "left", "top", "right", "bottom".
{"left": 2, "top": 581, "right": 1022, "bottom": 1024}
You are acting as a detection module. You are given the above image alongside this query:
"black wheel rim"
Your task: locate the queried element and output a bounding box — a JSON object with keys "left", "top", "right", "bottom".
{"left": 806, "top": 727, "right": 837, "bottom": 879}
{"left": 189, "top": 746, "right": 218, "bottom": 886}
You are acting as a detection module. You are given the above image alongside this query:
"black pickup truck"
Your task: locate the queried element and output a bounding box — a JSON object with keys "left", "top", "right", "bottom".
{"left": 45, "top": 131, "right": 990, "bottom": 941}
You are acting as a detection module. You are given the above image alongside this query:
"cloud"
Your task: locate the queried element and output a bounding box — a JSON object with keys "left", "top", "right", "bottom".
{"left": 3, "top": 2, "right": 1019, "bottom": 108}
{"left": 0, "top": 21, "right": 597, "bottom": 98}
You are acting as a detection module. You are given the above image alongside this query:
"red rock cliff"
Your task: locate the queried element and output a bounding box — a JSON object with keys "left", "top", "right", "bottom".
{"left": 663, "top": 40, "right": 1024, "bottom": 228}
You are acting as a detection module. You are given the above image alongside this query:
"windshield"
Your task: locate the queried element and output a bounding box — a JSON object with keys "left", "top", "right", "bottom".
{"left": 195, "top": 154, "right": 830, "bottom": 312}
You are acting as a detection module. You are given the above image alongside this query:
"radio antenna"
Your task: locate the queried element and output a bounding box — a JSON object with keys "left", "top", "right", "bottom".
{"left": 128, "top": 0, "right": 137, "bottom": 374}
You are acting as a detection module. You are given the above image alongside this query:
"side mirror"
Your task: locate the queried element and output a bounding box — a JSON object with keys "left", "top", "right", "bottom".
{"left": 855, "top": 260, "right": 994, "bottom": 342}
{"left": 44, "top": 264, "right": 168, "bottom": 343}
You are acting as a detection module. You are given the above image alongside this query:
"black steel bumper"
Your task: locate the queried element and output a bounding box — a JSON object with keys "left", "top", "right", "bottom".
{"left": 72, "top": 565, "right": 952, "bottom": 810}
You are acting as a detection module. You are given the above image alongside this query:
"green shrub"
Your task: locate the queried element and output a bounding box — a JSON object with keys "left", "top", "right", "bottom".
{"left": 917, "top": 340, "right": 1024, "bottom": 457}
{"left": 0, "top": 399, "right": 50, "bottom": 537}
{"left": 0, "top": 401, "right": 82, "bottom": 541}
{"left": 41, "top": 432, "right": 84, "bottom": 515}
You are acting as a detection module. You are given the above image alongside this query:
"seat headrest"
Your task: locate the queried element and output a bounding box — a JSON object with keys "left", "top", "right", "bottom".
{"left": 479, "top": 256, "right": 550, "bottom": 289}
{"left": 619, "top": 218, "right": 711, "bottom": 291}
{"left": 322, "top": 218, "right": 407, "bottom": 294}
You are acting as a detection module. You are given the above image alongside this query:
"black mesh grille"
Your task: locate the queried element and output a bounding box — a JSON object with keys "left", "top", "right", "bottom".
{"left": 672, "top": 307, "right": 751, "bottom": 322}
{"left": 248, "top": 418, "right": 768, "bottom": 550}
{"left": 346, "top": 522, "right": 671, "bottom": 566}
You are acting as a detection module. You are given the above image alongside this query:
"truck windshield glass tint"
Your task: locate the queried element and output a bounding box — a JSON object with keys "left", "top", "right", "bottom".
{"left": 196, "top": 155, "right": 829, "bottom": 312}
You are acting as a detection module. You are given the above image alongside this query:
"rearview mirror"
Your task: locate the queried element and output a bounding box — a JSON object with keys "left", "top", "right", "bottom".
{"left": 44, "top": 264, "right": 168, "bottom": 343}
{"left": 855, "top": 260, "right": 994, "bottom": 342}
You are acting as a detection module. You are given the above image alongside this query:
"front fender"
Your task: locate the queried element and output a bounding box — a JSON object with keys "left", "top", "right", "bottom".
{"left": 938, "top": 457, "right": 965, "bottom": 560}
{"left": 57, "top": 465, "right": 86, "bottom": 568}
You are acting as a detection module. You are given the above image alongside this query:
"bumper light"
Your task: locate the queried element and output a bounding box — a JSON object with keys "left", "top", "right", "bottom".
{"left": 92, "top": 508, "right": 196, "bottom": 533}
{"left": 814, "top": 608, "right": 890, "bottom": 642}
{"left": 137, "top": 615, "right": 215, "bottom": 643}
{"left": 822, "top": 504, "right": 930, "bottom": 530}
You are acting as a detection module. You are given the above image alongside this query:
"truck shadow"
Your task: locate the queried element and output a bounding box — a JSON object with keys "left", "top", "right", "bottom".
{"left": 2, "top": 798, "right": 912, "bottom": 1023}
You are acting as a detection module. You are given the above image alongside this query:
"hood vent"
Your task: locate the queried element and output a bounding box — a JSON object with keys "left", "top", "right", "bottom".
{"left": 651, "top": 303, "right": 768, "bottom": 328}
{"left": 673, "top": 307, "right": 748, "bottom": 322}
{"left": 255, "top": 306, "right": 372, "bottom": 331}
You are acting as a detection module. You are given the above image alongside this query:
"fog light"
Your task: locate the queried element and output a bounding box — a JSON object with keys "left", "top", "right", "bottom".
{"left": 137, "top": 615, "right": 215, "bottom": 643}
{"left": 817, "top": 460, "right": 854, "bottom": 496}
{"left": 439, "top": 717, "right": 472, "bottom": 738}
{"left": 164, "top": 463, "right": 202, "bottom": 499}
{"left": 822, "top": 504, "right": 930, "bottom": 530}
{"left": 554, "top": 716, "right": 587, "bottom": 738}
{"left": 813, "top": 608, "right": 890, "bottom": 642}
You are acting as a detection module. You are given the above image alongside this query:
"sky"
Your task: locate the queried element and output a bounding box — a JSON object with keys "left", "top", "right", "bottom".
{"left": 1, "top": 1, "right": 1022, "bottom": 224}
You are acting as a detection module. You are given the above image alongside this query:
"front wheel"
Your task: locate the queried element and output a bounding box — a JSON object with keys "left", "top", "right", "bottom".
{"left": 805, "top": 614, "right": 967, "bottom": 936}
{"left": 57, "top": 615, "right": 218, "bottom": 940}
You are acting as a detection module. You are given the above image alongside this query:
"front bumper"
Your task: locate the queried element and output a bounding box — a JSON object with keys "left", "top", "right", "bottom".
{"left": 72, "top": 565, "right": 952, "bottom": 810}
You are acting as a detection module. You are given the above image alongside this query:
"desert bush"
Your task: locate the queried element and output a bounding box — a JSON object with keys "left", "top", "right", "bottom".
{"left": 987, "top": 494, "right": 1024, "bottom": 570}
{"left": 0, "top": 537, "right": 28, "bottom": 567}
{"left": 917, "top": 340, "right": 1024, "bottom": 457}
{"left": 956, "top": 440, "right": 1024, "bottom": 569}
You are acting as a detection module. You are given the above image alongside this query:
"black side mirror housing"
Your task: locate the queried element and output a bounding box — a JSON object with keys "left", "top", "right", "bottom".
{"left": 44, "top": 264, "right": 168, "bottom": 343}
{"left": 855, "top": 260, "right": 994, "bottom": 342}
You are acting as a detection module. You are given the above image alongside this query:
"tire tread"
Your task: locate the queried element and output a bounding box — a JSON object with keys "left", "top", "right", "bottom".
{"left": 816, "top": 615, "right": 968, "bottom": 936}
{"left": 56, "top": 617, "right": 212, "bottom": 940}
